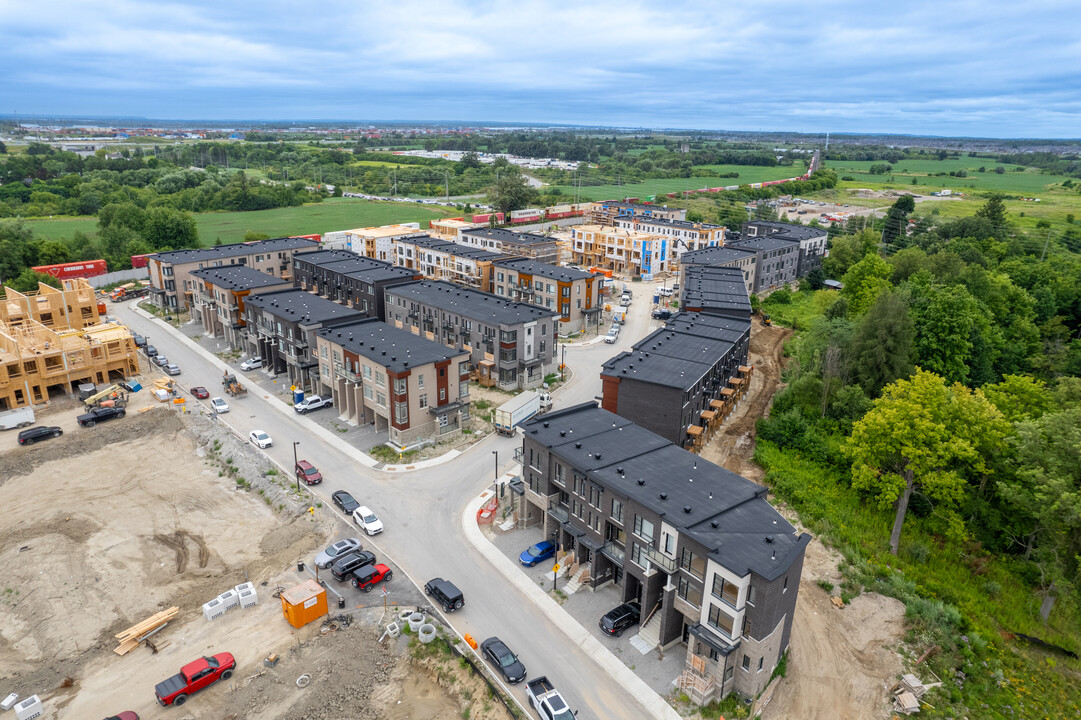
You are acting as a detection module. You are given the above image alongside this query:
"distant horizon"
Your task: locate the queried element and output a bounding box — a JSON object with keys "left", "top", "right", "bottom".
{"left": 3, "top": 114, "right": 1079, "bottom": 143}
{"left": 3, "top": 2, "right": 1078, "bottom": 139}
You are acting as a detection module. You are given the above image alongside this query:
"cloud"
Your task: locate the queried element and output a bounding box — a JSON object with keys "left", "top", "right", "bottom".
{"left": 1, "top": 0, "right": 1078, "bottom": 136}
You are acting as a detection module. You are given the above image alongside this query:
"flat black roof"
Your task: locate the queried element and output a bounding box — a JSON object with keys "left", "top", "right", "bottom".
{"left": 317, "top": 318, "right": 467, "bottom": 374}
{"left": 680, "top": 246, "right": 756, "bottom": 267}
{"left": 189, "top": 264, "right": 290, "bottom": 291}
{"left": 246, "top": 288, "right": 362, "bottom": 326}
{"left": 601, "top": 350, "right": 716, "bottom": 390}
{"left": 385, "top": 281, "right": 559, "bottom": 327}
{"left": 493, "top": 258, "right": 595, "bottom": 282}
{"left": 294, "top": 252, "right": 416, "bottom": 283}
{"left": 461, "top": 227, "right": 557, "bottom": 246}
{"left": 150, "top": 236, "right": 319, "bottom": 264}
{"left": 727, "top": 235, "right": 799, "bottom": 253}
{"left": 523, "top": 404, "right": 808, "bottom": 580}
{"left": 681, "top": 266, "right": 752, "bottom": 318}
{"left": 400, "top": 235, "right": 507, "bottom": 261}
{"left": 744, "top": 220, "right": 827, "bottom": 242}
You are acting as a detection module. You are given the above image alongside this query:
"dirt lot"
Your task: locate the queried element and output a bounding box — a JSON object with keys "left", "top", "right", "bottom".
{"left": 699, "top": 317, "right": 907, "bottom": 720}
{"left": 0, "top": 405, "right": 492, "bottom": 720}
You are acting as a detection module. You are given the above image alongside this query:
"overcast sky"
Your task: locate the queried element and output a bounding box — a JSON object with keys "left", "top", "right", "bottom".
{"left": 2, "top": 1, "right": 1078, "bottom": 137}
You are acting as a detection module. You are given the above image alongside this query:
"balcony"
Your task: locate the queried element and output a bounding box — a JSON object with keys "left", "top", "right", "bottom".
{"left": 335, "top": 366, "right": 361, "bottom": 382}
{"left": 547, "top": 501, "right": 569, "bottom": 524}
{"left": 644, "top": 546, "right": 678, "bottom": 574}
{"left": 599, "top": 541, "right": 625, "bottom": 565}
{"left": 513, "top": 447, "right": 524, "bottom": 464}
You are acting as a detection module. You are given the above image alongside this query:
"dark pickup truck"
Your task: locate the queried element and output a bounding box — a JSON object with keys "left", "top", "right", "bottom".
{"left": 77, "top": 405, "right": 126, "bottom": 427}
{"left": 155, "top": 653, "right": 235, "bottom": 707}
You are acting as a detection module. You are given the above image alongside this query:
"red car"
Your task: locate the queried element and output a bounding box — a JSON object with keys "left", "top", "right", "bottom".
{"left": 350, "top": 563, "right": 392, "bottom": 592}
{"left": 155, "top": 652, "right": 235, "bottom": 706}
{"left": 104, "top": 714, "right": 139, "bottom": 720}
{"left": 189, "top": 386, "right": 209, "bottom": 399}
{"left": 295, "top": 460, "right": 322, "bottom": 485}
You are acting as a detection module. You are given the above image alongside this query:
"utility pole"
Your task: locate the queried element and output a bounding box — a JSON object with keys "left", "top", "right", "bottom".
{"left": 1040, "top": 229, "right": 1052, "bottom": 261}
{"left": 445, "top": 169, "right": 450, "bottom": 203}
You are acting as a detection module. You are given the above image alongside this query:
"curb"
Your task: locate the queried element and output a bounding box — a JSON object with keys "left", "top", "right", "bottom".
{"left": 461, "top": 490, "right": 682, "bottom": 720}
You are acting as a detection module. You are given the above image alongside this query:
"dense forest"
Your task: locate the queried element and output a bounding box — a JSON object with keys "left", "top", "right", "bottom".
{"left": 750, "top": 194, "right": 1081, "bottom": 718}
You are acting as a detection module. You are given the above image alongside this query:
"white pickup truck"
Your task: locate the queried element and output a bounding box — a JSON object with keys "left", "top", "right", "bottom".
{"left": 294, "top": 395, "right": 333, "bottom": 414}
{"left": 526, "top": 676, "right": 576, "bottom": 720}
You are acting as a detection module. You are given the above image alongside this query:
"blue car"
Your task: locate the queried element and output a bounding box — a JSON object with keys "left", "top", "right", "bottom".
{"left": 519, "top": 541, "right": 556, "bottom": 567}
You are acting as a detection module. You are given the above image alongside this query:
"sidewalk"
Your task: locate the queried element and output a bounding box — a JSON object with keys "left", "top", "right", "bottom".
{"left": 462, "top": 491, "right": 682, "bottom": 720}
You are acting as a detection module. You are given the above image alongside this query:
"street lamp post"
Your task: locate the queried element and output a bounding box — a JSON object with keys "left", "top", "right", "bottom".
{"left": 293, "top": 441, "right": 300, "bottom": 492}
{"left": 492, "top": 450, "right": 498, "bottom": 483}
{"left": 560, "top": 344, "right": 565, "bottom": 382}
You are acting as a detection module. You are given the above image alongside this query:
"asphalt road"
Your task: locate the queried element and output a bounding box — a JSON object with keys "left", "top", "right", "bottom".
{"left": 109, "top": 297, "right": 665, "bottom": 720}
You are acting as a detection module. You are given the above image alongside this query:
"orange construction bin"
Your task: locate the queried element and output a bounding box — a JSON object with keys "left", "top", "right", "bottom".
{"left": 280, "top": 578, "right": 328, "bottom": 628}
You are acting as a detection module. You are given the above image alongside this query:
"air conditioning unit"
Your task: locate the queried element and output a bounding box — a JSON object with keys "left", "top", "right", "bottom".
{"left": 14, "top": 695, "right": 42, "bottom": 720}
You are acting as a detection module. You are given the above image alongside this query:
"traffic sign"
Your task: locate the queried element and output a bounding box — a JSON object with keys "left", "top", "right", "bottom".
{"left": 552, "top": 564, "right": 560, "bottom": 573}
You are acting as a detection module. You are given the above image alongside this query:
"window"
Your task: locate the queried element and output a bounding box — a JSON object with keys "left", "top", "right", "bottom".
{"left": 630, "top": 543, "right": 646, "bottom": 568}
{"left": 663, "top": 533, "right": 674, "bottom": 555}
{"left": 439, "top": 388, "right": 446, "bottom": 401}
{"left": 459, "top": 380, "right": 468, "bottom": 397}
{"left": 500, "top": 329, "right": 517, "bottom": 343}
{"left": 680, "top": 548, "right": 705, "bottom": 579}
{"left": 394, "top": 377, "right": 407, "bottom": 394}
{"left": 611, "top": 499, "right": 623, "bottom": 523}
{"left": 723, "top": 666, "right": 734, "bottom": 683}
{"left": 708, "top": 604, "right": 735, "bottom": 638}
{"left": 677, "top": 576, "right": 702, "bottom": 608}
{"left": 363, "top": 386, "right": 373, "bottom": 399}
{"left": 363, "top": 365, "right": 372, "bottom": 380}
{"left": 712, "top": 575, "right": 739, "bottom": 607}
{"left": 376, "top": 372, "right": 385, "bottom": 387}
{"left": 741, "top": 656, "right": 750, "bottom": 671}
{"left": 742, "top": 616, "right": 752, "bottom": 638}
{"left": 418, "top": 374, "right": 424, "bottom": 389}
{"left": 758, "top": 657, "right": 764, "bottom": 672}
{"left": 633, "top": 515, "right": 654, "bottom": 543}
{"left": 394, "top": 401, "right": 408, "bottom": 424}
{"left": 376, "top": 392, "right": 386, "bottom": 407}
{"left": 438, "top": 414, "right": 448, "bottom": 428}
{"left": 747, "top": 585, "right": 757, "bottom": 607}
{"left": 554, "top": 463, "right": 564, "bottom": 485}
{"left": 419, "top": 394, "right": 427, "bottom": 409}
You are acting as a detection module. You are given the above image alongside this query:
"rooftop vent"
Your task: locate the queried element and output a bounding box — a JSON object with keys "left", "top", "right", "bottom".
{"left": 637, "top": 479, "right": 645, "bottom": 486}
{"left": 659, "top": 492, "right": 667, "bottom": 500}
{"left": 765, "top": 535, "right": 774, "bottom": 544}
{"left": 575, "top": 442, "right": 581, "bottom": 449}
{"left": 616, "top": 467, "right": 623, "bottom": 474}
{"left": 559, "top": 431, "right": 566, "bottom": 437}
{"left": 683, "top": 505, "right": 692, "bottom": 514}
{"left": 711, "top": 520, "right": 719, "bottom": 528}
{"left": 543, "top": 422, "right": 549, "bottom": 428}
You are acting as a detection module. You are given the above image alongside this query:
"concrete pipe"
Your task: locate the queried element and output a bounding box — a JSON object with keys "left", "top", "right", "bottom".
{"left": 418, "top": 623, "right": 437, "bottom": 644}
{"left": 407, "top": 612, "right": 426, "bottom": 632}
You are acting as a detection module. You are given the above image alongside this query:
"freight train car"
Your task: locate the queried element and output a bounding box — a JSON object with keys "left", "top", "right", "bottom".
{"left": 32, "top": 259, "right": 107, "bottom": 280}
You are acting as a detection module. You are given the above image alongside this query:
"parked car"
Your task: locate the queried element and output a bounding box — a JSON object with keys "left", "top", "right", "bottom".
{"left": 424, "top": 577, "right": 465, "bottom": 612}
{"left": 77, "top": 406, "right": 125, "bottom": 427}
{"left": 352, "top": 506, "right": 384, "bottom": 535}
{"left": 651, "top": 309, "right": 673, "bottom": 320}
{"left": 604, "top": 326, "right": 619, "bottom": 344}
{"left": 190, "top": 386, "right": 209, "bottom": 399}
{"left": 294, "top": 395, "right": 332, "bottom": 414}
{"left": 295, "top": 460, "right": 322, "bottom": 485}
{"left": 480, "top": 636, "right": 526, "bottom": 684}
{"left": 164, "top": 364, "right": 181, "bottom": 376}
{"left": 145, "top": 344, "right": 158, "bottom": 357}
{"left": 332, "top": 490, "right": 360, "bottom": 514}
{"left": 526, "top": 676, "right": 575, "bottom": 720}
{"left": 152, "top": 355, "right": 169, "bottom": 367}
{"left": 519, "top": 540, "right": 556, "bottom": 567}
{"left": 330, "top": 550, "right": 376, "bottom": 582}
{"left": 132, "top": 334, "right": 146, "bottom": 348}
{"left": 17, "top": 425, "right": 62, "bottom": 445}
{"left": 154, "top": 653, "right": 235, "bottom": 707}
{"left": 350, "top": 562, "right": 392, "bottom": 592}
{"left": 599, "top": 600, "right": 641, "bottom": 637}
{"left": 248, "top": 430, "right": 273, "bottom": 448}
{"left": 656, "top": 286, "right": 674, "bottom": 297}
{"left": 240, "top": 357, "right": 263, "bottom": 371}
{"left": 210, "top": 397, "right": 230, "bottom": 413}
{"left": 314, "top": 538, "right": 362, "bottom": 568}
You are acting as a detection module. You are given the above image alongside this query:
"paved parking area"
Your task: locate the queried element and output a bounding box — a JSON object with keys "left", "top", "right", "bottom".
{"left": 486, "top": 522, "right": 684, "bottom": 697}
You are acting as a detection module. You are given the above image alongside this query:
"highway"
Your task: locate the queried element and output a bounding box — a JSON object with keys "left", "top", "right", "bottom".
{"left": 109, "top": 292, "right": 668, "bottom": 720}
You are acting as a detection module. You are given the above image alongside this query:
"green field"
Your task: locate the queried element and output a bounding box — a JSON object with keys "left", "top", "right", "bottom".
{"left": 554, "top": 168, "right": 805, "bottom": 202}
{"left": 693, "top": 164, "right": 805, "bottom": 182}
{"left": 825, "top": 157, "right": 1073, "bottom": 194}
{"left": 24, "top": 198, "right": 457, "bottom": 245}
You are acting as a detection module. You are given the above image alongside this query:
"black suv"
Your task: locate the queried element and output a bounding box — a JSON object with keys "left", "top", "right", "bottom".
{"left": 330, "top": 550, "right": 376, "bottom": 582}
{"left": 77, "top": 406, "right": 126, "bottom": 427}
{"left": 425, "top": 577, "right": 464, "bottom": 612}
{"left": 17, "top": 426, "right": 63, "bottom": 445}
{"left": 599, "top": 600, "right": 641, "bottom": 637}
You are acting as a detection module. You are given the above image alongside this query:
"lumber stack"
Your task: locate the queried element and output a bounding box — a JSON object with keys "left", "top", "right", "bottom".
{"left": 114, "top": 607, "right": 179, "bottom": 655}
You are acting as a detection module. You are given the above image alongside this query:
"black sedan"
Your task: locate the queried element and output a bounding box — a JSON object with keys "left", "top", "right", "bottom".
{"left": 17, "top": 426, "right": 63, "bottom": 445}
{"left": 599, "top": 600, "right": 641, "bottom": 637}
{"left": 480, "top": 636, "right": 526, "bottom": 684}
{"left": 332, "top": 490, "right": 360, "bottom": 514}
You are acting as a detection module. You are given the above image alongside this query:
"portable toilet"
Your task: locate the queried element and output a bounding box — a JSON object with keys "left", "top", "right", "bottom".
{"left": 293, "top": 389, "right": 304, "bottom": 404}
{"left": 281, "top": 579, "right": 327, "bottom": 628}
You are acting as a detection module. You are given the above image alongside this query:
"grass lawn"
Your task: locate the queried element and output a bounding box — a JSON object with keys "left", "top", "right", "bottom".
{"left": 23, "top": 198, "right": 457, "bottom": 245}
{"left": 553, "top": 171, "right": 804, "bottom": 202}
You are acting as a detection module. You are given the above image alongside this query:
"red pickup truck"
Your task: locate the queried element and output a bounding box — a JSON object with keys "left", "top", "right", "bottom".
{"left": 155, "top": 653, "right": 236, "bottom": 706}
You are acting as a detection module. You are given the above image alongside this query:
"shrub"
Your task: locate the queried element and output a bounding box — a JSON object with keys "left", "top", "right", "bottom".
{"left": 770, "top": 286, "right": 793, "bottom": 304}
{"left": 817, "top": 579, "right": 835, "bottom": 592}
{"left": 981, "top": 580, "right": 1001, "bottom": 597}
{"left": 906, "top": 541, "right": 930, "bottom": 564}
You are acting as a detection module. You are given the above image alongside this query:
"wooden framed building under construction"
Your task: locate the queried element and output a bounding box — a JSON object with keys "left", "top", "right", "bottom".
{"left": 0, "top": 280, "right": 140, "bottom": 411}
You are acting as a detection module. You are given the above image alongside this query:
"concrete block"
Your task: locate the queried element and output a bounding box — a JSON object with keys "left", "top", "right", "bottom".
{"left": 218, "top": 589, "right": 240, "bottom": 610}
{"left": 14, "top": 695, "right": 42, "bottom": 720}
{"left": 203, "top": 597, "right": 225, "bottom": 621}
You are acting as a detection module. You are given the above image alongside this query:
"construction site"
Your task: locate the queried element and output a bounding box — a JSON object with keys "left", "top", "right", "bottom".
{"left": 0, "top": 404, "right": 508, "bottom": 720}
{"left": 0, "top": 279, "right": 139, "bottom": 411}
